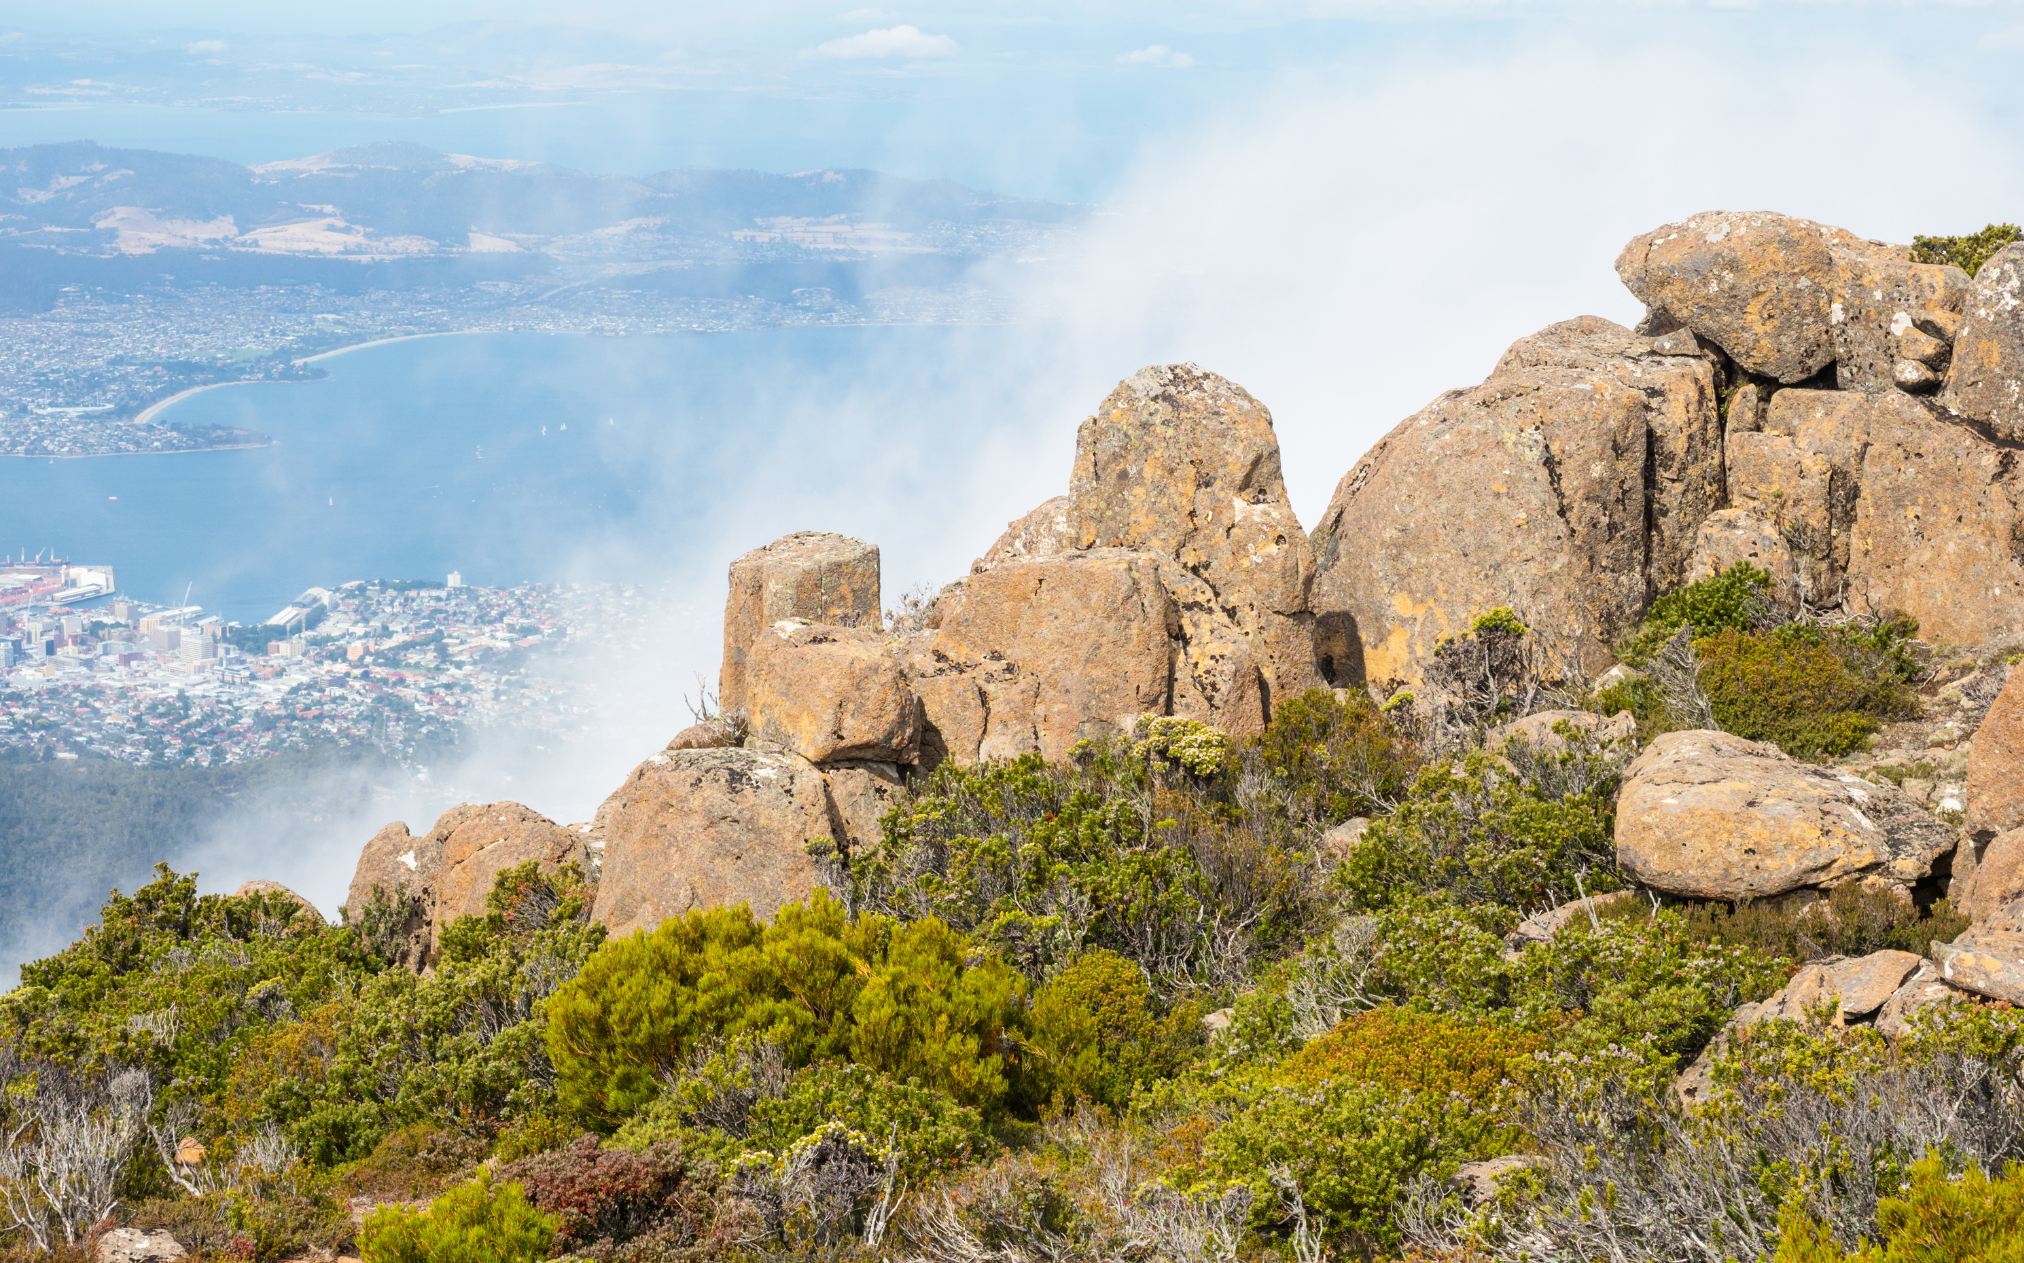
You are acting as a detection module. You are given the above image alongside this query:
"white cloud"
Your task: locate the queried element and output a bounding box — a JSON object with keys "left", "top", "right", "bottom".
{"left": 186, "top": 39, "right": 227, "bottom": 54}
{"left": 811, "top": 24, "right": 958, "bottom": 59}
{"left": 838, "top": 7, "right": 893, "bottom": 18}
{"left": 1119, "top": 44, "right": 1195, "bottom": 68}
{"left": 1980, "top": 24, "right": 2024, "bottom": 50}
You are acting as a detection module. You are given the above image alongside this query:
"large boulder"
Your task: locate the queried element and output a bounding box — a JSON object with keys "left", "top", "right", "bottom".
{"left": 1826, "top": 243, "right": 1969, "bottom": 395}
{"left": 973, "top": 496, "right": 1076, "bottom": 572}
{"left": 1968, "top": 668, "right": 2024, "bottom": 838}
{"left": 1933, "top": 928, "right": 2024, "bottom": 1005}
{"left": 720, "top": 532, "right": 880, "bottom": 713}
{"left": 928, "top": 551, "right": 1178, "bottom": 761}
{"left": 1616, "top": 730, "right": 1955, "bottom": 900}
{"left": 1615, "top": 211, "right": 1848, "bottom": 383}
{"left": 343, "top": 801, "right": 590, "bottom": 968}
{"left": 1068, "top": 363, "right": 1320, "bottom": 703}
{"left": 1748, "top": 949, "right": 1925, "bottom": 1026}
{"left": 744, "top": 620, "right": 920, "bottom": 764}
{"left": 590, "top": 747, "right": 833, "bottom": 938}
{"left": 1945, "top": 242, "right": 2024, "bottom": 439}
{"left": 1309, "top": 316, "right": 1720, "bottom": 687}
{"left": 1951, "top": 826, "right": 2024, "bottom": 930}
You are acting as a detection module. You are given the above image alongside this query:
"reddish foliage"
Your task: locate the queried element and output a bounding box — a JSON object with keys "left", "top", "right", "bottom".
{"left": 498, "top": 1135, "right": 717, "bottom": 1254}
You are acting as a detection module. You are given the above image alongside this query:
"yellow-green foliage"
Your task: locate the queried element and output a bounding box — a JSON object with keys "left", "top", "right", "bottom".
{"left": 545, "top": 890, "right": 1024, "bottom": 1130}
{"left": 1130, "top": 715, "right": 1235, "bottom": 781}
{"left": 1910, "top": 223, "right": 2023, "bottom": 277}
{"left": 1257, "top": 687, "right": 1422, "bottom": 823}
{"left": 1774, "top": 1152, "right": 2024, "bottom": 1262}
{"left": 1026, "top": 949, "right": 1202, "bottom": 1108}
{"left": 1271, "top": 1006, "right": 1544, "bottom": 1096}
{"left": 1619, "top": 562, "right": 1771, "bottom": 665}
{"left": 357, "top": 1169, "right": 555, "bottom": 1263}
{"left": 1697, "top": 625, "right": 1918, "bottom": 761}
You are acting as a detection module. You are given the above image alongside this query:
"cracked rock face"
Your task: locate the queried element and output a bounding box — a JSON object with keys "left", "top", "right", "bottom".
{"left": 1945, "top": 242, "right": 2024, "bottom": 440}
{"left": 1969, "top": 669, "right": 2024, "bottom": 839}
{"left": 1308, "top": 316, "right": 1720, "bottom": 688}
{"left": 1615, "top": 730, "right": 1956, "bottom": 900}
{"left": 590, "top": 747, "right": 830, "bottom": 938}
{"left": 344, "top": 801, "right": 590, "bottom": 970}
{"left": 743, "top": 620, "right": 920, "bottom": 764}
{"left": 720, "top": 532, "right": 881, "bottom": 714}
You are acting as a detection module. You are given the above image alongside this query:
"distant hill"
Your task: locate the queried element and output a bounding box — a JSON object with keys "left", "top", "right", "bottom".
{"left": 0, "top": 140, "right": 1080, "bottom": 265}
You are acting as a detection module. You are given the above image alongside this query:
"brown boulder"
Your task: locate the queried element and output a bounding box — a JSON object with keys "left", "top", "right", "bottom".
{"left": 720, "top": 532, "right": 880, "bottom": 712}
{"left": 1488, "top": 708, "right": 1637, "bottom": 755}
{"left": 667, "top": 721, "right": 738, "bottom": 751}
{"left": 1069, "top": 363, "right": 1319, "bottom": 703}
{"left": 1616, "top": 730, "right": 1955, "bottom": 900}
{"left": 973, "top": 496, "right": 1076, "bottom": 573}
{"left": 1933, "top": 927, "right": 2024, "bottom": 1005}
{"left": 1952, "top": 826, "right": 2024, "bottom": 929}
{"left": 1310, "top": 316, "right": 1720, "bottom": 687}
{"left": 591, "top": 747, "right": 833, "bottom": 938}
{"left": 1944, "top": 242, "right": 2024, "bottom": 439}
{"left": 1750, "top": 949, "right": 1924, "bottom": 1026}
{"left": 929, "top": 551, "right": 1177, "bottom": 761}
{"left": 95, "top": 1229, "right": 187, "bottom": 1263}
{"left": 1827, "top": 241, "right": 1970, "bottom": 394}
{"left": 744, "top": 620, "right": 920, "bottom": 764}
{"left": 1615, "top": 211, "right": 1851, "bottom": 383}
{"left": 1968, "top": 669, "right": 2024, "bottom": 838}
{"left": 822, "top": 760, "right": 904, "bottom": 853}
{"left": 231, "top": 880, "right": 324, "bottom": 922}
{"left": 1875, "top": 960, "right": 1962, "bottom": 1039}
{"left": 1686, "top": 508, "right": 1805, "bottom": 608}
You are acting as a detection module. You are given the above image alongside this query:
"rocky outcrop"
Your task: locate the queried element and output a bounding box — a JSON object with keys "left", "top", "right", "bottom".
{"left": 1487, "top": 708, "right": 1636, "bottom": 754}
{"left": 720, "top": 532, "right": 880, "bottom": 714}
{"left": 973, "top": 496, "right": 1076, "bottom": 572}
{"left": 1309, "top": 316, "right": 1721, "bottom": 687}
{"left": 822, "top": 760, "right": 904, "bottom": 853}
{"left": 1069, "top": 363, "right": 1320, "bottom": 705}
{"left": 343, "top": 801, "right": 591, "bottom": 969}
{"left": 95, "top": 1228, "right": 187, "bottom": 1263}
{"left": 231, "top": 880, "right": 324, "bottom": 921}
{"left": 1615, "top": 731, "right": 1955, "bottom": 900}
{"left": 745, "top": 621, "right": 920, "bottom": 764}
{"left": 1933, "top": 928, "right": 2024, "bottom": 1005}
{"left": 590, "top": 747, "right": 833, "bottom": 939}
{"left": 1968, "top": 668, "right": 2024, "bottom": 838}
{"left": 1747, "top": 949, "right": 1925, "bottom": 1026}
{"left": 1686, "top": 508, "right": 1804, "bottom": 608}
{"left": 1944, "top": 242, "right": 2024, "bottom": 439}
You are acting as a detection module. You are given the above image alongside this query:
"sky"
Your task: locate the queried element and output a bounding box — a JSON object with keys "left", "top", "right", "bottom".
{"left": 4, "top": 0, "right": 2024, "bottom": 945}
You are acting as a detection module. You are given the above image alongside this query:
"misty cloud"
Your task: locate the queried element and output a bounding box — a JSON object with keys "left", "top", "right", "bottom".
{"left": 1118, "top": 45, "right": 1194, "bottom": 68}
{"left": 811, "top": 24, "right": 958, "bottom": 59}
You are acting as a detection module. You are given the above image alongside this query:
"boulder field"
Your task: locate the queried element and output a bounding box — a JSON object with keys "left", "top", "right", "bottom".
{"left": 331, "top": 214, "right": 2024, "bottom": 1022}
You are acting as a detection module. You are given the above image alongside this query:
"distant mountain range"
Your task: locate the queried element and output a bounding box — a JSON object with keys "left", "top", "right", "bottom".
{"left": 2, "top": 140, "right": 1080, "bottom": 266}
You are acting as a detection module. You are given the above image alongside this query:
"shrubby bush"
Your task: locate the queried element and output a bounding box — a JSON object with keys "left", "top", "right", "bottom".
{"left": 356, "top": 1169, "right": 555, "bottom": 1263}
{"left": 546, "top": 890, "right": 1023, "bottom": 1129}
{"left": 1258, "top": 688, "right": 1422, "bottom": 823}
{"left": 1683, "top": 885, "right": 1970, "bottom": 964}
{"left": 1775, "top": 1152, "right": 2024, "bottom": 1261}
{"left": 497, "top": 1135, "right": 719, "bottom": 1258}
{"left": 1910, "top": 222, "right": 2023, "bottom": 276}
{"left": 1025, "top": 949, "right": 1202, "bottom": 1110}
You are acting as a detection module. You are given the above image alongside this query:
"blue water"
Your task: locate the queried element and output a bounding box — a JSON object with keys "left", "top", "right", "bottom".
{"left": 0, "top": 324, "right": 1110, "bottom": 622}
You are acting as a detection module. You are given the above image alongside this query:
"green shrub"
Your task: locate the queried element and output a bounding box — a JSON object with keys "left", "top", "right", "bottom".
{"left": 1337, "top": 749, "right": 1620, "bottom": 924}
{"left": 336, "top": 1123, "right": 489, "bottom": 1202}
{"left": 497, "top": 1135, "right": 719, "bottom": 1256}
{"left": 1257, "top": 688, "right": 1422, "bottom": 823}
{"left": 1683, "top": 887, "right": 1970, "bottom": 964}
{"left": 546, "top": 890, "right": 1024, "bottom": 1130}
{"left": 748, "top": 1062, "right": 990, "bottom": 1184}
{"left": 1272, "top": 1006, "right": 1544, "bottom": 1096}
{"left": 1774, "top": 1151, "right": 2024, "bottom": 1261}
{"left": 1909, "top": 223, "right": 2023, "bottom": 277}
{"left": 357, "top": 1169, "right": 556, "bottom": 1263}
{"left": 1025, "top": 950, "right": 1202, "bottom": 1109}
{"left": 1698, "top": 624, "right": 1918, "bottom": 760}
{"left": 1619, "top": 562, "right": 1771, "bottom": 665}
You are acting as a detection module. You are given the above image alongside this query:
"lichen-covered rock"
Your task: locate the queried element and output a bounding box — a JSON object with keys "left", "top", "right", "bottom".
{"left": 1750, "top": 949, "right": 1924, "bottom": 1025}
{"left": 1616, "top": 730, "right": 1955, "bottom": 900}
{"left": 1875, "top": 959, "right": 1961, "bottom": 1039}
{"left": 1934, "top": 927, "right": 2024, "bottom": 1005}
{"left": 1615, "top": 211, "right": 1852, "bottom": 383}
{"left": 720, "top": 532, "right": 880, "bottom": 712}
{"left": 343, "top": 802, "right": 589, "bottom": 969}
{"left": 1944, "top": 242, "right": 2024, "bottom": 439}
{"left": 973, "top": 496, "right": 1075, "bottom": 573}
{"left": 231, "top": 880, "right": 324, "bottom": 922}
{"left": 1487, "top": 708, "right": 1636, "bottom": 754}
{"left": 1686, "top": 507, "right": 1805, "bottom": 607}
{"left": 1723, "top": 427, "right": 1840, "bottom": 600}
{"left": 95, "top": 1228, "right": 187, "bottom": 1263}
{"left": 1069, "top": 364, "right": 1319, "bottom": 703}
{"left": 744, "top": 620, "right": 919, "bottom": 764}
{"left": 1968, "top": 667, "right": 2024, "bottom": 839}
{"left": 1952, "top": 826, "right": 2024, "bottom": 930}
{"left": 1310, "top": 316, "right": 1720, "bottom": 687}
{"left": 1827, "top": 241, "right": 1969, "bottom": 394}
{"left": 821, "top": 760, "right": 903, "bottom": 853}
{"left": 590, "top": 747, "right": 833, "bottom": 938}
{"left": 929, "top": 551, "right": 1176, "bottom": 762}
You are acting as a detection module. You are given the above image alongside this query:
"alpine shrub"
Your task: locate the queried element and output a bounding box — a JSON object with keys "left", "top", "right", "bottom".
{"left": 498, "top": 1135, "right": 717, "bottom": 1255}
{"left": 1025, "top": 949, "right": 1202, "bottom": 1109}
{"left": 357, "top": 1169, "right": 556, "bottom": 1263}
{"left": 1909, "top": 223, "right": 2023, "bottom": 277}
{"left": 1697, "top": 624, "right": 1918, "bottom": 760}
{"left": 1258, "top": 688, "right": 1422, "bottom": 823}
{"left": 1619, "top": 563, "right": 1772, "bottom": 665}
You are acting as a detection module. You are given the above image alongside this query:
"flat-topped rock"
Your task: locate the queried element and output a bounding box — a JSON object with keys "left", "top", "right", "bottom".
{"left": 720, "top": 531, "right": 880, "bottom": 713}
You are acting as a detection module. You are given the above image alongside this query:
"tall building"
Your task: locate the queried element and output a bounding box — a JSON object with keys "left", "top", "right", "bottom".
{"left": 447, "top": 571, "right": 464, "bottom": 589}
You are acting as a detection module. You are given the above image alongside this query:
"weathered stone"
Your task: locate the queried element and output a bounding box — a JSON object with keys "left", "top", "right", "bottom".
{"left": 1827, "top": 239, "right": 1968, "bottom": 393}
{"left": 1968, "top": 668, "right": 2024, "bottom": 838}
{"left": 1488, "top": 708, "right": 1637, "bottom": 754}
{"left": 1504, "top": 889, "right": 1638, "bottom": 951}
{"left": 1944, "top": 242, "right": 2024, "bottom": 440}
{"left": 1934, "top": 927, "right": 2024, "bottom": 1005}
{"left": 1876, "top": 960, "right": 1963, "bottom": 1039}
{"left": 1310, "top": 316, "right": 1720, "bottom": 687}
{"left": 1953, "top": 827, "right": 2024, "bottom": 930}
{"left": 96, "top": 1228, "right": 187, "bottom": 1263}
{"left": 1069, "top": 363, "right": 1319, "bottom": 704}
{"left": 1686, "top": 508, "right": 1804, "bottom": 608}
{"left": 1616, "top": 730, "right": 1955, "bottom": 900}
{"left": 1751, "top": 950, "right": 1924, "bottom": 1025}
{"left": 231, "top": 880, "right": 324, "bottom": 922}
{"left": 591, "top": 747, "right": 833, "bottom": 938}
{"left": 973, "top": 496, "right": 1076, "bottom": 573}
{"left": 909, "top": 665, "right": 989, "bottom": 770}
{"left": 1157, "top": 560, "right": 1267, "bottom": 736}
{"left": 1893, "top": 359, "right": 1940, "bottom": 391}
{"left": 720, "top": 532, "right": 880, "bottom": 713}
{"left": 929, "top": 552, "right": 1177, "bottom": 761}
{"left": 1320, "top": 816, "right": 1370, "bottom": 858}
{"left": 1729, "top": 383, "right": 1766, "bottom": 433}
{"left": 343, "top": 810, "right": 459, "bottom": 970}
{"left": 822, "top": 760, "right": 904, "bottom": 853}
{"left": 667, "top": 721, "right": 737, "bottom": 751}
{"left": 1899, "top": 326, "right": 1952, "bottom": 370}
{"left": 1917, "top": 309, "right": 1965, "bottom": 342}
{"left": 745, "top": 620, "right": 919, "bottom": 764}
{"left": 430, "top": 803, "right": 590, "bottom": 940}
{"left": 1616, "top": 211, "right": 1853, "bottom": 382}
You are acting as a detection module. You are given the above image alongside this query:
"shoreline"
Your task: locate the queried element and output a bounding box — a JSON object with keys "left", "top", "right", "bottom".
{"left": 295, "top": 330, "right": 467, "bottom": 365}
{"left": 4, "top": 441, "right": 273, "bottom": 461}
